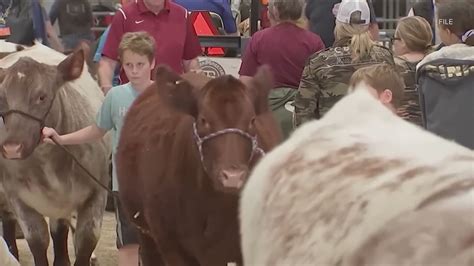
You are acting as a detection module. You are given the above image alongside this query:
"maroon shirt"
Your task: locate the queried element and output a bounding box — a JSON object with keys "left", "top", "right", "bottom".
{"left": 102, "top": 0, "right": 202, "bottom": 83}
{"left": 239, "top": 22, "right": 325, "bottom": 89}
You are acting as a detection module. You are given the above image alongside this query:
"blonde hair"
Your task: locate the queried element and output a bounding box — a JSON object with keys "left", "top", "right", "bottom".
{"left": 334, "top": 21, "right": 375, "bottom": 62}
{"left": 396, "top": 16, "right": 433, "bottom": 53}
{"left": 118, "top": 31, "right": 156, "bottom": 63}
{"left": 350, "top": 64, "right": 405, "bottom": 108}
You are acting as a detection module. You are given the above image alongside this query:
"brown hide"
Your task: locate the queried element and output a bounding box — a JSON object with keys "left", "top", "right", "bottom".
{"left": 116, "top": 65, "right": 282, "bottom": 265}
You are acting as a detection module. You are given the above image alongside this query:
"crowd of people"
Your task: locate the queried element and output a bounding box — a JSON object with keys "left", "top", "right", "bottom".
{"left": 1, "top": 0, "right": 473, "bottom": 265}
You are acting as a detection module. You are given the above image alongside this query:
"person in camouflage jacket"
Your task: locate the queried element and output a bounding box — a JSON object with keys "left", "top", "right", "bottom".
{"left": 293, "top": 0, "right": 394, "bottom": 127}
{"left": 392, "top": 16, "right": 434, "bottom": 126}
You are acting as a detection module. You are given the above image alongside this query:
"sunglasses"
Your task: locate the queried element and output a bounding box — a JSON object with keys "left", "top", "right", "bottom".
{"left": 390, "top": 36, "right": 401, "bottom": 43}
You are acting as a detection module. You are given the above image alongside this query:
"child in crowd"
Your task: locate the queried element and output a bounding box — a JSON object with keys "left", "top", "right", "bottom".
{"left": 42, "top": 31, "right": 156, "bottom": 266}
{"left": 349, "top": 64, "right": 405, "bottom": 113}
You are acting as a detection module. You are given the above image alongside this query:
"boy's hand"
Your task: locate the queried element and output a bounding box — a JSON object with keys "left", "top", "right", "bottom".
{"left": 42, "top": 127, "right": 62, "bottom": 145}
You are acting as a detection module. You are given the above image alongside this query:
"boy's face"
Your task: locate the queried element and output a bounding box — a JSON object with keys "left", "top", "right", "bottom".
{"left": 121, "top": 50, "right": 155, "bottom": 83}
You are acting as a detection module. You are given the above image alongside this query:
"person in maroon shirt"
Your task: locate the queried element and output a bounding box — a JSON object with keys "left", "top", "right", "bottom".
{"left": 239, "top": 0, "right": 324, "bottom": 138}
{"left": 98, "top": 0, "right": 202, "bottom": 94}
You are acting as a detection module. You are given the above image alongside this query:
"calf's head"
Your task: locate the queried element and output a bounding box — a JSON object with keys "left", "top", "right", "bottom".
{"left": 156, "top": 65, "right": 273, "bottom": 193}
{"left": 0, "top": 49, "right": 85, "bottom": 159}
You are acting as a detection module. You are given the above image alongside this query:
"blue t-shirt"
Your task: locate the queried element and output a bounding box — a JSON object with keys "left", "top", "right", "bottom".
{"left": 96, "top": 82, "right": 139, "bottom": 191}
{"left": 174, "top": 0, "right": 237, "bottom": 34}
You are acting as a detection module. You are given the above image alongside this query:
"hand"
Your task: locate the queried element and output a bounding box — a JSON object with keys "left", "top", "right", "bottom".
{"left": 42, "top": 127, "right": 61, "bottom": 145}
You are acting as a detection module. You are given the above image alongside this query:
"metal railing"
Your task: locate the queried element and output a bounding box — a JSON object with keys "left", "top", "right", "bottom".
{"left": 376, "top": 0, "right": 414, "bottom": 31}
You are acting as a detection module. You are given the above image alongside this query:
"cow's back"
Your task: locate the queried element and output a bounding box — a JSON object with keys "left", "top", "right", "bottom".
{"left": 240, "top": 89, "right": 474, "bottom": 265}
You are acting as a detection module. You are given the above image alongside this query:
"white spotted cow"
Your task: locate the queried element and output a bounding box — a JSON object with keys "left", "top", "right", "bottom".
{"left": 240, "top": 87, "right": 474, "bottom": 266}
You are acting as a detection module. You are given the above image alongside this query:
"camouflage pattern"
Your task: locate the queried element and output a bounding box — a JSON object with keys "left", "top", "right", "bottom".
{"left": 395, "top": 57, "right": 423, "bottom": 126}
{"left": 293, "top": 38, "right": 394, "bottom": 127}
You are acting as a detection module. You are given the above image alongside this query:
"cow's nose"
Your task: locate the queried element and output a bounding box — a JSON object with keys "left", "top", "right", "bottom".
{"left": 2, "top": 142, "right": 23, "bottom": 159}
{"left": 220, "top": 169, "right": 248, "bottom": 189}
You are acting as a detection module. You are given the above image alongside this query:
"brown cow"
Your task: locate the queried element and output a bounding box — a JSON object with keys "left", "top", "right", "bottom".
{"left": 116, "top": 65, "right": 282, "bottom": 266}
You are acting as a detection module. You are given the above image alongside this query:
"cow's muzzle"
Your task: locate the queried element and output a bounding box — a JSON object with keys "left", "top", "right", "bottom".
{"left": 218, "top": 168, "right": 248, "bottom": 189}
{"left": 1, "top": 141, "right": 24, "bottom": 159}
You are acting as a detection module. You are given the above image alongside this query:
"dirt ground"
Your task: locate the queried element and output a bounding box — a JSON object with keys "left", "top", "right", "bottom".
{"left": 17, "top": 211, "right": 118, "bottom": 266}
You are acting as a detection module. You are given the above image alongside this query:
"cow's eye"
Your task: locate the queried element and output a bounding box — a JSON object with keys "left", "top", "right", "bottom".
{"left": 249, "top": 117, "right": 256, "bottom": 132}
{"left": 199, "top": 116, "right": 210, "bottom": 130}
{"left": 36, "top": 94, "right": 47, "bottom": 104}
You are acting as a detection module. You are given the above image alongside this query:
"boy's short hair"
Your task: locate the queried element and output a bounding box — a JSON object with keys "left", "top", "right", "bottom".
{"left": 350, "top": 64, "right": 405, "bottom": 108}
{"left": 118, "top": 31, "right": 156, "bottom": 63}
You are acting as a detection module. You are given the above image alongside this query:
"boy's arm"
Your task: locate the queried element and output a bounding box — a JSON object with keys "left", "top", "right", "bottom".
{"left": 59, "top": 125, "right": 107, "bottom": 145}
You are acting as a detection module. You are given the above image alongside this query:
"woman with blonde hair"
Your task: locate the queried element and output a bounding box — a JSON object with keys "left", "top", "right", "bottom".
{"left": 392, "top": 16, "right": 433, "bottom": 126}
{"left": 294, "top": 0, "right": 394, "bottom": 127}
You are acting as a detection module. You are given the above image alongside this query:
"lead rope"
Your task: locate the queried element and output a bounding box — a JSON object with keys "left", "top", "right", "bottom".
{"left": 49, "top": 136, "right": 116, "bottom": 196}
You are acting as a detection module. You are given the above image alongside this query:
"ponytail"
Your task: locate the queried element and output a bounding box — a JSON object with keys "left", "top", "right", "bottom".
{"left": 350, "top": 31, "right": 375, "bottom": 62}
{"left": 335, "top": 22, "right": 376, "bottom": 63}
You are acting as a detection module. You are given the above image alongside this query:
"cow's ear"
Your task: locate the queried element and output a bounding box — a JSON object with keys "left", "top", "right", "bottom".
{"left": 57, "top": 48, "right": 84, "bottom": 82}
{"left": 247, "top": 65, "right": 273, "bottom": 115}
{"left": 155, "top": 65, "right": 198, "bottom": 118}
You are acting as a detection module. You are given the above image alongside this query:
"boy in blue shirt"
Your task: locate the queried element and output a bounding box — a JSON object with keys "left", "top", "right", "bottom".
{"left": 42, "top": 31, "right": 156, "bottom": 266}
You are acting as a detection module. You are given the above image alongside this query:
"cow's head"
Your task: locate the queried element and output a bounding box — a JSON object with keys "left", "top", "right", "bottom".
{"left": 155, "top": 65, "right": 273, "bottom": 193}
{"left": 0, "top": 49, "right": 84, "bottom": 159}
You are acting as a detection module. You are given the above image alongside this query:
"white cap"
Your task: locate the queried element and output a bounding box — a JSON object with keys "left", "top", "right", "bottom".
{"left": 336, "top": 0, "right": 371, "bottom": 25}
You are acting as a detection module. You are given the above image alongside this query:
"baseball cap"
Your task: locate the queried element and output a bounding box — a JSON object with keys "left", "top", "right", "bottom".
{"left": 336, "top": 0, "right": 371, "bottom": 25}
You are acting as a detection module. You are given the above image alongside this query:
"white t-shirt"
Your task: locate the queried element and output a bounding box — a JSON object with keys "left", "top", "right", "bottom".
{"left": 407, "top": 0, "right": 441, "bottom": 44}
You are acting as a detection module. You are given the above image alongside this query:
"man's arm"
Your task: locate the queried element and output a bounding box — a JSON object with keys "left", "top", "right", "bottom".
{"left": 182, "top": 14, "right": 203, "bottom": 73}
{"left": 98, "top": 56, "right": 118, "bottom": 94}
{"left": 45, "top": 20, "right": 64, "bottom": 52}
{"left": 183, "top": 58, "right": 201, "bottom": 73}
{"left": 293, "top": 61, "right": 320, "bottom": 127}
{"left": 99, "top": 8, "right": 126, "bottom": 91}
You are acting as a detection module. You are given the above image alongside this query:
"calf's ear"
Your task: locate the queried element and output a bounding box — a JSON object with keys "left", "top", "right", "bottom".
{"left": 155, "top": 65, "right": 198, "bottom": 118}
{"left": 247, "top": 65, "right": 273, "bottom": 115}
{"left": 57, "top": 48, "right": 84, "bottom": 82}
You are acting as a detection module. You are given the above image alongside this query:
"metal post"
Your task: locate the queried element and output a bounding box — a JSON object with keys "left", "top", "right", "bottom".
{"left": 250, "top": 0, "right": 259, "bottom": 36}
